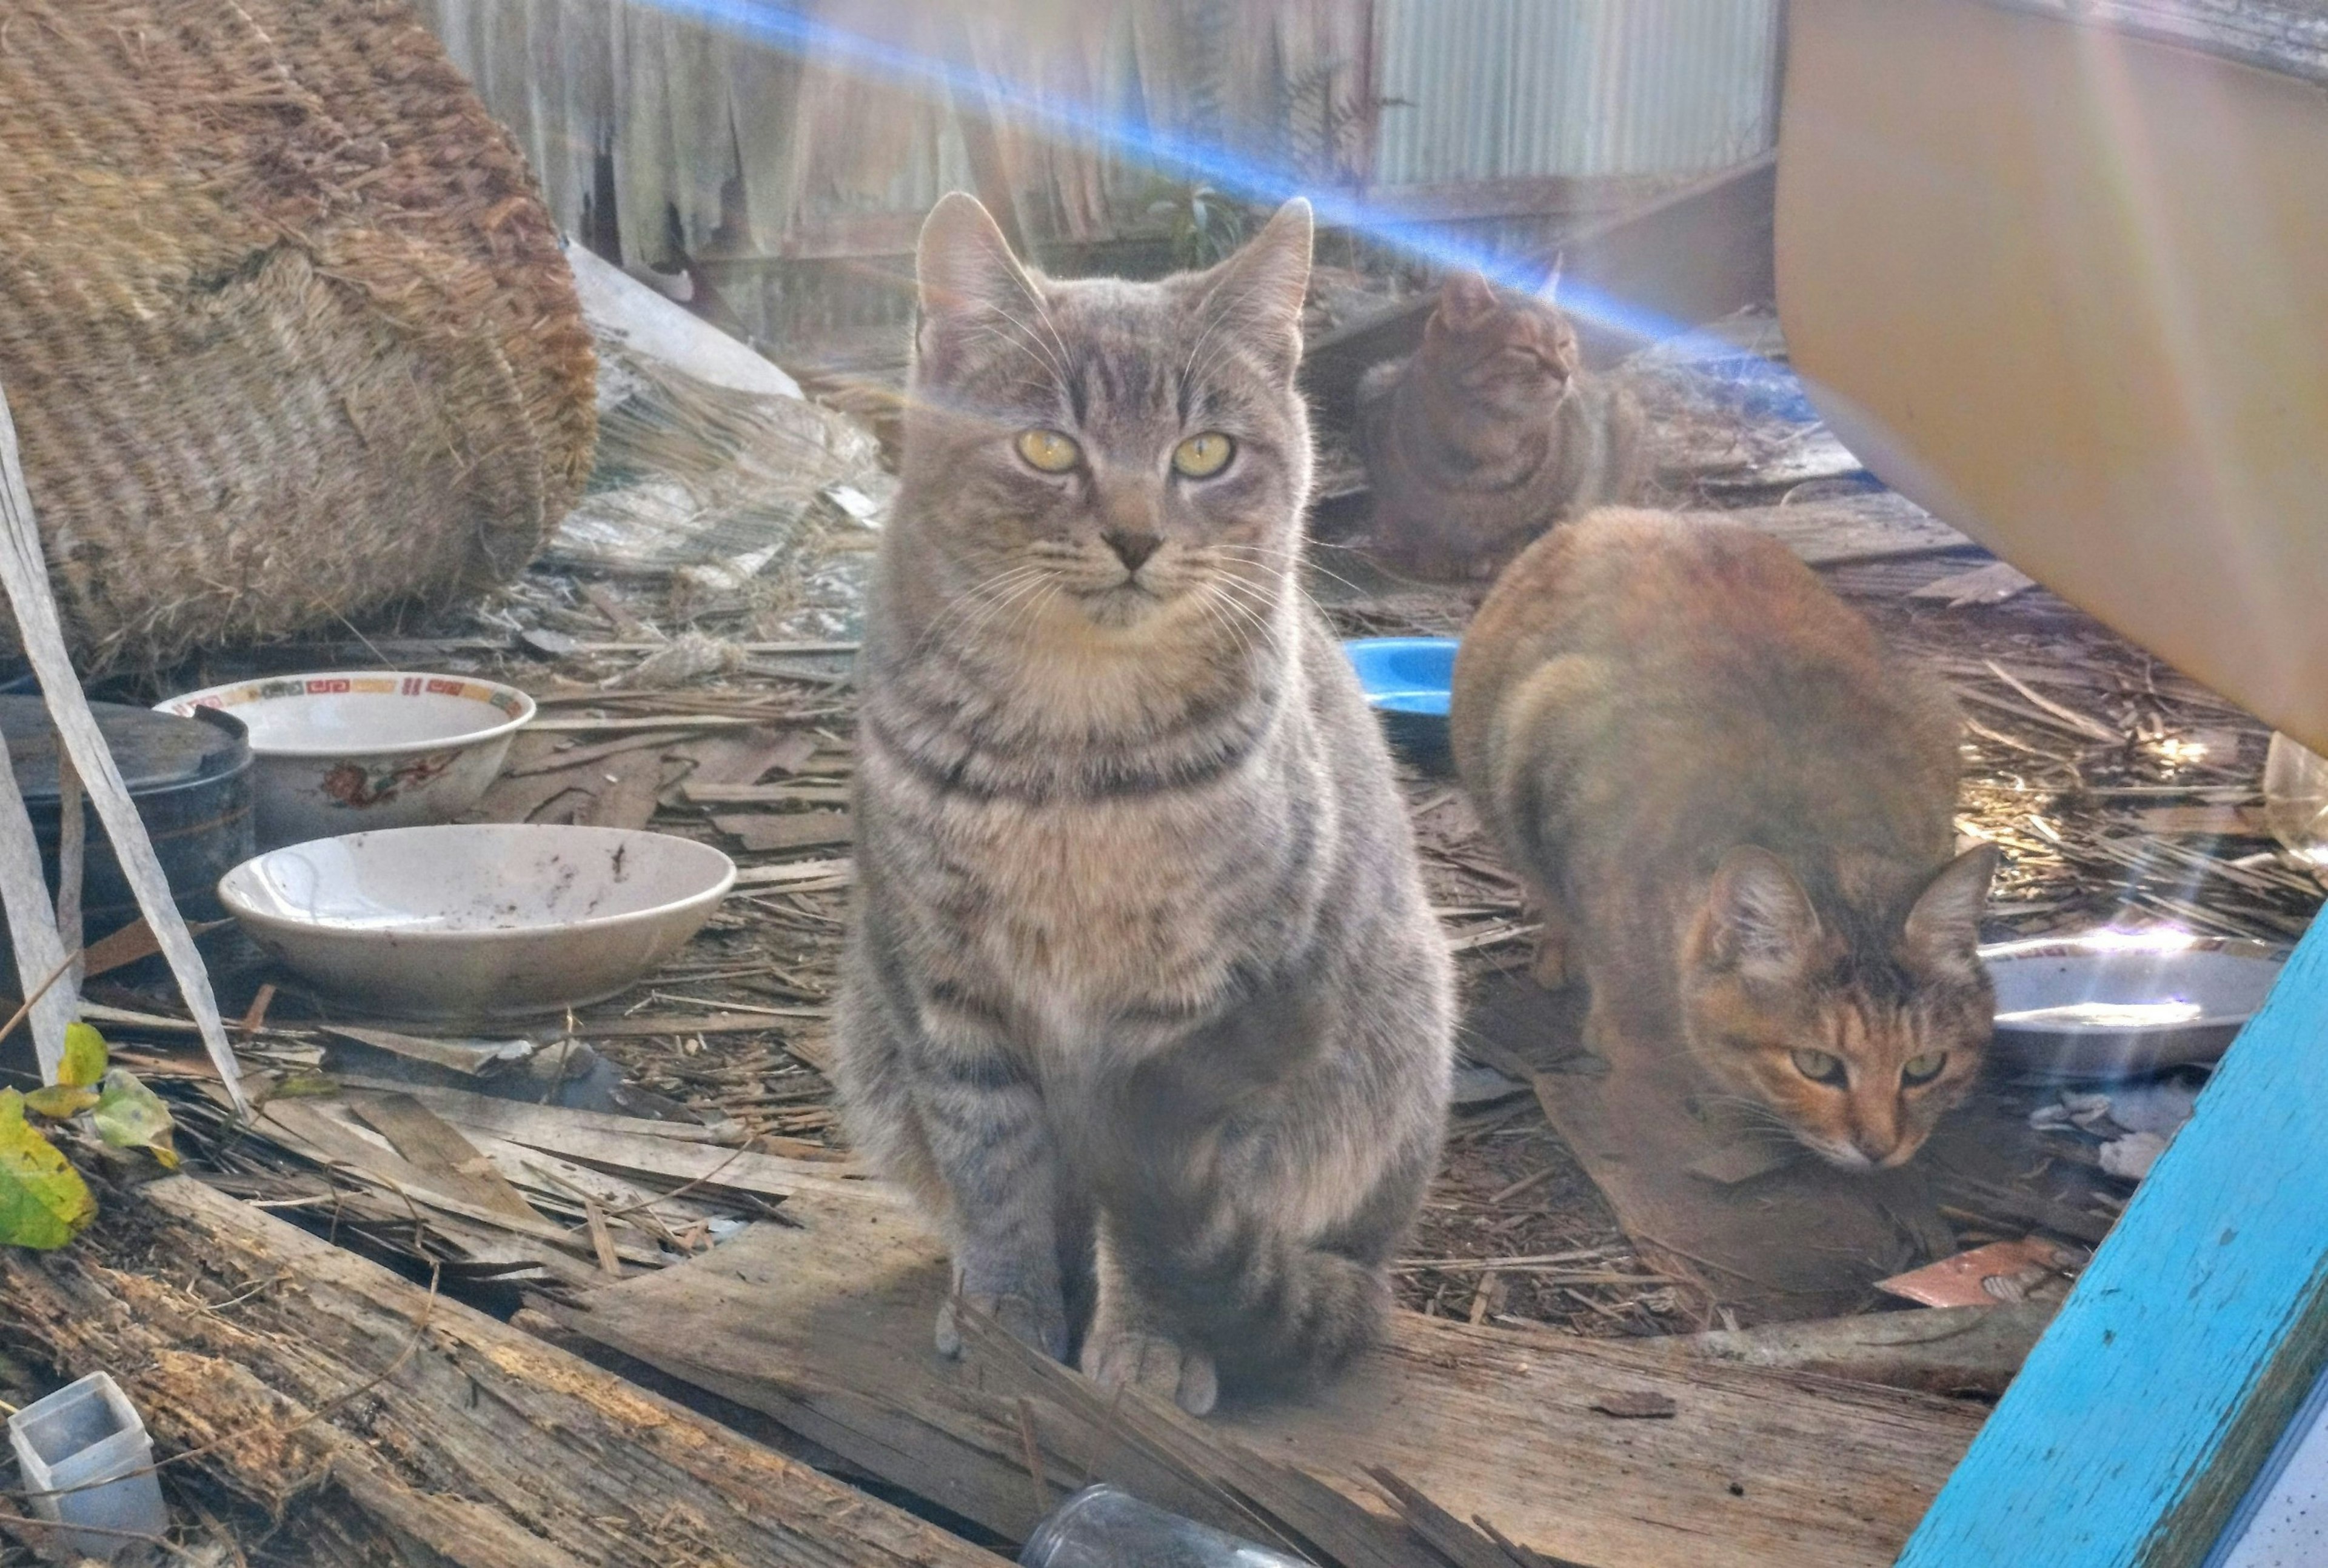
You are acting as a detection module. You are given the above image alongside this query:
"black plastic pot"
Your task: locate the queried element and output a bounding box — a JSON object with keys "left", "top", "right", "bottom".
{"left": 0, "top": 696, "right": 255, "bottom": 951}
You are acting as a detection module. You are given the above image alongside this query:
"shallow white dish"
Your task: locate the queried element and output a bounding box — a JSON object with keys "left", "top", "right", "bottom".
{"left": 219, "top": 824, "right": 735, "bottom": 1021}
{"left": 158, "top": 672, "right": 534, "bottom": 848}
{"left": 1984, "top": 931, "right": 2290, "bottom": 1079}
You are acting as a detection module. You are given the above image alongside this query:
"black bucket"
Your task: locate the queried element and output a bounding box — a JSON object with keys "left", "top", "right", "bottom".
{"left": 0, "top": 696, "right": 255, "bottom": 962}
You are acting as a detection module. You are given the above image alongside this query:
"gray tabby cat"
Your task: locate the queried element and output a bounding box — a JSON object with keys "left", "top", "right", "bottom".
{"left": 835, "top": 193, "right": 1455, "bottom": 1415}
{"left": 1356, "top": 270, "right": 1643, "bottom": 582}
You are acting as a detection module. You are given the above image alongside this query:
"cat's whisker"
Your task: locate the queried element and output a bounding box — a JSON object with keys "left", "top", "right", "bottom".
{"left": 925, "top": 563, "right": 1050, "bottom": 638}
{"left": 1201, "top": 581, "right": 1273, "bottom": 656}
{"left": 1206, "top": 547, "right": 1345, "bottom": 629}
{"left": 960, "top": 572, "right": 1062, "bottom": 643}
{"left": 1191, "top": 585, "right": 1256, "bottom": 662}
{"left": 919, "top": 572, "right": 1043, "bottom": 649}
{"left": 932, "top": 566, "right": 1058, "bottom": 650}
{"left": 1214, "top": 540, "right": 1379, "bottom": 602}
{"left": 1207, "top": 576, "right": 1286, "bottom": 639}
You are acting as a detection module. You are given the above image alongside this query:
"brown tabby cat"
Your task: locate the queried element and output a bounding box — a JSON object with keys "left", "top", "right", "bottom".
{"left": 835, "top": 193, "right": 1454, "bottom": 1415}
{"left": 1356, "top": 270, "right": 1643, "bottom": 582}
{"left": 1452, "top": 509, "right": 1998, "bottom": 1170}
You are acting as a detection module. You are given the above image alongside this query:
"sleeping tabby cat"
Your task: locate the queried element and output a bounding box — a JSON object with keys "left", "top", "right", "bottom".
{"left": 1452, "top": 509, "right": 1997, "bottom": 1170}
{"left": 836, "top": 193, "right": 1454, "bottom": 1415}
{"left": 1356, "top": 269, "right": 1642, "bottom": 582}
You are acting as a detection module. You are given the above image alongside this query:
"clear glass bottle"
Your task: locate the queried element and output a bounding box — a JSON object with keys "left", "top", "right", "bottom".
{"left": 1019, "top": 1484, "right": 1311, "bottom": 1568}
{"left": 2264, "top": 732, "right": 2328, "bottom": 881}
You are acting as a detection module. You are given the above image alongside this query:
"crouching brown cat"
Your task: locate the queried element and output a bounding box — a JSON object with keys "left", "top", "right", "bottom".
{"left": 835, "top": 193, "right": 1454, "bottom": 1415}
{"left": 1451, "top": 509, "right": 1997, "bottom": 1170}
{"left": 1356, "top": 270, "right": 1642, "bottom": 582}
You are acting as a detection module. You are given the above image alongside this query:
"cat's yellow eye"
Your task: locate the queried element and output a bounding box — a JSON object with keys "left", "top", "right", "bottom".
{"left": 1172, "top": 432, "right": 1235, "bottom": 478}
{"left": 1015, "top": 429, "right": 1082, "bottom": 473}
{"left": 1790, "top": 1048, "right": 1847, "bottom": 1086}
{"left": 1902, "top": 1051, "right": 1948, "bottom": 1086}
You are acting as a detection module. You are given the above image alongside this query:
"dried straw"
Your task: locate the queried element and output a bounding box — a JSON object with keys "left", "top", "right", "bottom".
{"left": 0, "top": 0, "right": 596, "bottom": 672}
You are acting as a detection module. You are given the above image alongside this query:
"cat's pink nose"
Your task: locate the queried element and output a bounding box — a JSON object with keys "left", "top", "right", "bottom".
{"left": 1105, "top": 530, "right": 1161, "bottom": 571}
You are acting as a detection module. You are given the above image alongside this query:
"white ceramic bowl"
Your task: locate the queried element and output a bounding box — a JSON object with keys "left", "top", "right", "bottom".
{"left": 156, "top": 672, "right": 534, "bottom": 848}
{"left": 218, "top": 824, "right": 736, "bottom": 1021}
{"left": 1983, "top": 931, "right": 2290, "bottom": 1079}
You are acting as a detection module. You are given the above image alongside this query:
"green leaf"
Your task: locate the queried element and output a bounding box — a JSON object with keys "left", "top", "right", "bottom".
{"left": 93, "top": 1070, "right": 178, "bottom": 1170}
{"left": 0, "top": 1089, "right": 96, "bottom": 1249}
{"left": 22, "top": 1085, "right": 98, "bottom": 1119}
{"left": 59, "top": 1021, "right": 108, "bottom": 1089}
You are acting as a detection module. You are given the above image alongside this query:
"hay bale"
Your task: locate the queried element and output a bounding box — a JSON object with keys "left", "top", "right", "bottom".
{"left": 0, "top": 0, "right": 596, "bottom": 673}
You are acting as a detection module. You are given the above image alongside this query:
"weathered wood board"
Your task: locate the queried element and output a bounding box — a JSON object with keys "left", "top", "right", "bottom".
{"left": 1713, "top": 489, "right": 1979, "bottom": 567}
{"left": 559, "top": 1183, "right": 1985, "bottom": 1568}
{"left": 0, "top": 1176, "right": 1006, "bottom": 1568}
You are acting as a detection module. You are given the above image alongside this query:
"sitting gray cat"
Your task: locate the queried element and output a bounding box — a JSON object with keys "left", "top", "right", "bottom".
{"left": 835, "top": 192, "right": 1455, "bottom": 1415}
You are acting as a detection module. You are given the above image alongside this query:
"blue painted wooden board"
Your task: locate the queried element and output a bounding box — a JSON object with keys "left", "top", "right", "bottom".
{"left": 1900, "top": 913, "right": 2328, "bottom": 1567}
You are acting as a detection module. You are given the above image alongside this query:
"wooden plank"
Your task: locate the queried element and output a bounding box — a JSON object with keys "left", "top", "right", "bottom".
{"left": 1710, "top": 489, "right": 1980, "bottom": 566}
{"left": 713, "top": 810, "right": 854, "bottom": 853}
{"left": 1910, "top": 559, "right": 2039, "bottom": 607}
{"left": 1656, "top": 1301, "right": 2058, "bottom": 1396}
{"left": 326, "top": 1077, "right": 888, "bottom": 1208}
{"left": 574, "top": 1010, "right": 808, "bottom": 1036}
{"left": 346, "top": 1092, "right": 540, "bottom": 1220}
{"left": 558, "top": 1186, "right": 1983, "bottom": 1567}
{"left": 1898, "top": 914, "right": 2328, "bottom": 1567}
{"left": 252, "top": 1096, "right": 666, "bottom": 1269}
{"left": 686, "top": 781, "right": 852, "bottom": 806}
{"left": 525, "top": 715, "right": 764, "bottom": 734}
{"left": 734, "top": 857, "right": 854, "bottom": 889}
{"left": 0, "top": 1176, "right": 1005, "bottom": 1568}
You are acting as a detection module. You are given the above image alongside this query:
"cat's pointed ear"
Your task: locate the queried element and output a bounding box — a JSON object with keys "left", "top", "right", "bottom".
{"left": 1697, "top": 846, "right": 1822, "bottom": 981}
{"left": 915, "top": 192, "right": 1043, "bottom": 378}
{"left": 1439, "top": 269, "right": 1499, "bottom": 331}
{"left": 1901, "top": 844, "right": 1999, "bottom": 977}
{"left": 1194, "top": 197, "right": 1313, "bottom": 383}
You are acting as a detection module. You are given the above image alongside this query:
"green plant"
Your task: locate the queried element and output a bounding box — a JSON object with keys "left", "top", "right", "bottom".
{"left": 1141, "top": 177, "right": 1256, "bottom": 271}
{"left": 0, "top": 1022, "right": 179, "bottom": 1251}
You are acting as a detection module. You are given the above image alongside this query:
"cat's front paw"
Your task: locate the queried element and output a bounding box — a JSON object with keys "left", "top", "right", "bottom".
{"left": 935, "top": 1289, "right": 1068, "bottom": 1362}
{"left": 1080, "top": 1326, "right": 1219, "bottom": 1416}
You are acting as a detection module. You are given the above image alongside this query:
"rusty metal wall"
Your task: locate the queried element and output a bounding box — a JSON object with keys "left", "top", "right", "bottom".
{"left": 1370, "top": 0, "right": 1784, "bottom": 185}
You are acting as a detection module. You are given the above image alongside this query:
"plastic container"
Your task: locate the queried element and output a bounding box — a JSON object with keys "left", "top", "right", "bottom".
{"left": 2264, "top": 732, "right": 2328, "bottom": 878}
{"left": 0, "top": 694, "right": 255, "bottom": 938}
{"left": 1342, "top": 637, "right": 1457, "bottom": 775}
{"left": 1019, "top": 1484, "right": 1309, "bottom": 1568}
{"left": 6, "top": 1370, "right": 169, "bottom": 1561}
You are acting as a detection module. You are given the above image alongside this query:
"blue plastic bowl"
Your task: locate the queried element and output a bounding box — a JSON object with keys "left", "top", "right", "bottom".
{"left": 1342, "top": 638, "right": 1457, "bottom": 774}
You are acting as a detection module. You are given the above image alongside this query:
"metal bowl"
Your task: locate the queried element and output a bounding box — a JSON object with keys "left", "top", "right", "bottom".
{"left": 1982, "top": 930, "right": 2291, "bottom": 1079}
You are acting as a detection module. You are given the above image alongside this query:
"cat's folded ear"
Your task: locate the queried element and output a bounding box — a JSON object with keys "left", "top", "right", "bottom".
{"left": 1192, "top": 197, "right": 1314, "bottom": 384}
{"left": 915, "top": 192, "right": 1045, "bottom": 380}
{"left": 1900, "top": 843, "right": 1999, "bottom": 977}
{"left": 1695, "top": 845, "right": 1822, "bottom": 982}
{"left": 1438, "top": 269, "right": 1499, "bottom": 332}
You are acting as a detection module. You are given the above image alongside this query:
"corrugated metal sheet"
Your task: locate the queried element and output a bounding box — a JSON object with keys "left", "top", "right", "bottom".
{"left": 413, "top": 0, "right": 1377, "bottom": 261}
{"left": 1371, "top": 0, "right": 1782, "bottom": 185}
{"left": 412, "top": 0, "right": 1779, "bottom": 262}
